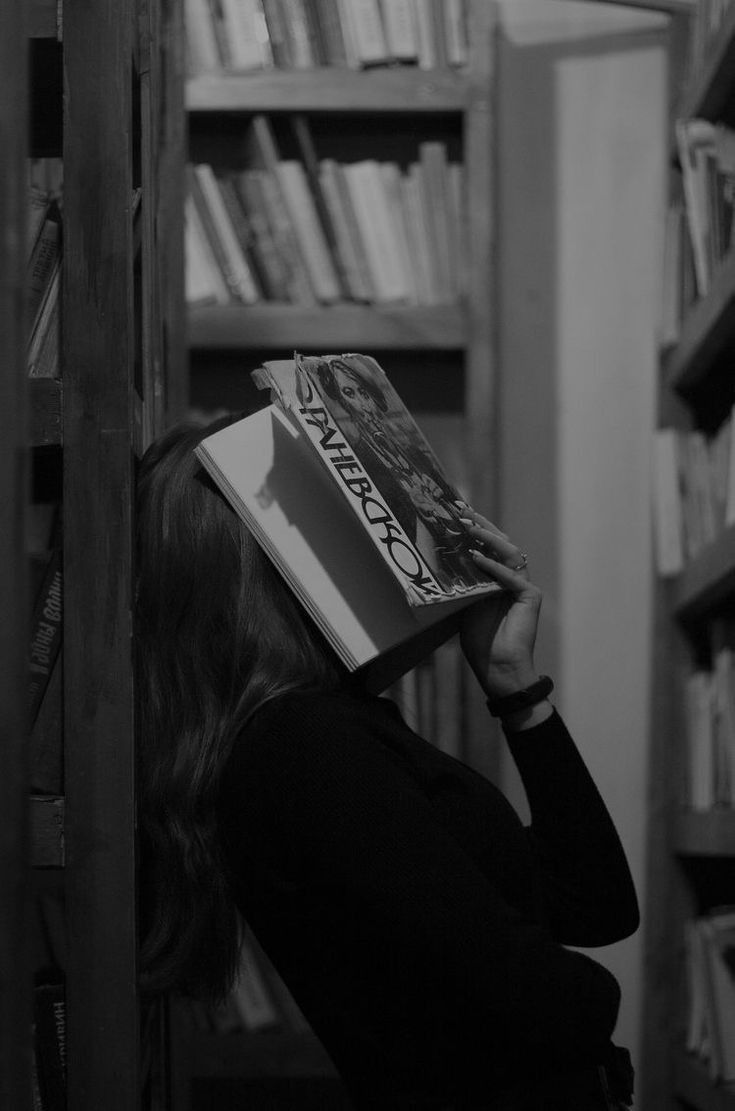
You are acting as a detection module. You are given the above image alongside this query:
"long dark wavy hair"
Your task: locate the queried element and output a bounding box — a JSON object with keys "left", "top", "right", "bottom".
{"left": 135, "top": 417, "right": 342, "bottom": 1003}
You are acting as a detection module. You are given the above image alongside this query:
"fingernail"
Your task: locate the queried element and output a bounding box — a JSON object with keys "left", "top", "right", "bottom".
{"left": 459, "top": 517, "right": 474, "bottom": 527}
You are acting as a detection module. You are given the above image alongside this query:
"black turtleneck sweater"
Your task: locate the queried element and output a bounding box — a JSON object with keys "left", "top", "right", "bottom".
{"left": 218, "top": 688, "right": 639, "bottom": 1109}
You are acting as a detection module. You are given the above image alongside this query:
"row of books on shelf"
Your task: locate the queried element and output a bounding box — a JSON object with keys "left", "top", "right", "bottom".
{"left": 652, "top": 413, "right": 735, "bottom": 578}
{"left": 685, "top": 906, "right": 735, "bottom": 1086}
{"left": 186, "top": 0, "right": 469, "bottom": 75}
{"left": 186, "top": 119, "right": 465, "bottom": 310}
{"left": 684, "top": 0, "right": 734, "bottom": 95}
{"left": 660, "top": 120, "right": 735, "bottom": 345}
{"left": 683, "top": 630, "right": 735, "bottom": 811}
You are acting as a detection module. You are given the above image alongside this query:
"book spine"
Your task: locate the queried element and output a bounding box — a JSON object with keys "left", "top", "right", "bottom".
{"left": 27, "top": 261, "right": 61, "bottom": 378}
{"left": 275, "top": 160, "right": 342, "bottom": 303}
{"left": 191, "top": 164, "right": 261, "bottom": 304}
{"left": 338, "top": 0, "right": 389, "bottom": 65}
{"left": 34, "top": 981, "right": 66, "bottom": 1111}
{"left": 378, "top": 0, "right": 418, "bottom": 61}
{"left": 342, "top": 160, "right": 410, "bottom": 301}
{"left": 26, "top": 216, "right": 61, "bottom": 334}
{"left": 29, "top": 551, "right": 63, "bottom": 728}
{"left": 293, "top": 357, "right": 447, "bottom": 604}
{"left": 184, "top": 0, "right": 221, "bottom": 71}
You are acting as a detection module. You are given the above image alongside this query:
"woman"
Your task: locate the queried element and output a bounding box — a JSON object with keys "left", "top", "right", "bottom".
{"left": 136, "top": 418, "right": 639, "bottom": 1110}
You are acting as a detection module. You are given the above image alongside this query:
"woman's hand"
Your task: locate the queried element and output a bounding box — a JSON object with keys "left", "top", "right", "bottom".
{"left": 459, "top": 513, "right": 543, "bottom": 702}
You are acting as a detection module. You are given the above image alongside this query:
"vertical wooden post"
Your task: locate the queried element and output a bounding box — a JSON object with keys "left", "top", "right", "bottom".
{"left": 63, "top": 0, "right": 140, "bottom": 1105}
{"left": 0, "top": 0, "right": 31, "bottom": 1105}
{"left": 463, "top": 0, "right": 501, "bottom": 780}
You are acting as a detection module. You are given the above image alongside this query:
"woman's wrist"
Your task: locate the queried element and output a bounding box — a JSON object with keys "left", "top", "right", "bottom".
{"left": 484, "top": 673, "right": 555, "bottom": 731}
{"left": 499, "top": 699, "right": 554, "bottom": 732}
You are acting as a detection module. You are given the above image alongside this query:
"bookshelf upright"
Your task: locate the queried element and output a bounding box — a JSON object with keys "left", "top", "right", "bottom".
{"left": 2, "top": 0, "right": 185, "bottom": 1107}
{"left": 643, "top": 4, "right": 735, "bottom": 1108}
{"left": 176, "top": 0, "right": 499, "bottom": 1101}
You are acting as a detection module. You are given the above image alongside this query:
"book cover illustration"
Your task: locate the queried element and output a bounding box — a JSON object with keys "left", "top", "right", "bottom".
{"left": 257, "top": 352, "right": 496, "bottom": 606}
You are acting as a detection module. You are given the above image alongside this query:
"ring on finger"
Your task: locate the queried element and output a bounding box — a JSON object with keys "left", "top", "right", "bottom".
{"left": 512, "top": 552, "right": 528, "bottom": 572}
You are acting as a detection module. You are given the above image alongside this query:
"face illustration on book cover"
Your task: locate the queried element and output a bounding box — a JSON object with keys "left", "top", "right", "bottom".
{"left": 299, "top": 353, "right": 484, "bottom": 594}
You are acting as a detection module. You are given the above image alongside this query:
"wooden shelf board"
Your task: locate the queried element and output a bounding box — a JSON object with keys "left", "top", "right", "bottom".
{"left": 674, "top": 808, "right": 735, "bottom": 856}
{"left": 674, "top": 1050, "right": 735, "bottom": 1111}
{"left": 29, "top": 0, "right": 59, "bottom": 39}
{"left": 186, "top": 67, "right": 469, "bottom": 114}
{"left": 673, "top": 524, "right": 735, "bottom": 620}
{"left": 677, "top": 2, "right": 735, "bottom": 122}
{"left": 30, "top": 795, "right": 64, "bottom": 868}
{"left": 185, "top": 1030, "right": 338, "bottom": 1078}
{"left": 30, "top": 378, "right": 62, "bottom": 446}
{"left": 187, "top": 303, "right": 466, "bottom": 350}
{"left": 663, "top": 249, "right": 735, "bottom": 395}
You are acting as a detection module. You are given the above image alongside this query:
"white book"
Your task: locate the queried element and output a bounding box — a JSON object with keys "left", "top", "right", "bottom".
{"left": 379, "top": 162, "right": 418, "bottom": 304}
{"left": 342, "top": 161, "right": 412, "bottom": 301}
{"left": 184, "top": 0, "right": 221, "bottom": 71}
{"left": 184, "top": 195, "right": 230, "bottom": 305}
{"left": 275, "top": 160, "right": 342, "bottom": 303}
{"left": 195, "top": 353, "right": 498, "bottom": 691}
{"left": 378, "top": 0, "right": 418, "bottom": 60}
{"left": 219, "top": 0, "right": 269, "bottom": 69}
{"left": 414, "top": 0, "right": 436, "bottom": 69}
{"left": 652, "top": 428, "right": 684, "bottom": 578}
{"left": 338, "top": 0, "right": 390, "bottom": 64}
{"left": 676, "top": 118, "right": 717, "bottom": 299}
{"left": 444, "top": 0, "right": 468, "bottom": 66}
{"left": 318, "top": 159, "right": 375, "bottom": 301}
{"left": 193, "top": 164, "right": 260, "bottom": 303}
{"left": 685, "top": 670, "right": 715, "bottom": 811}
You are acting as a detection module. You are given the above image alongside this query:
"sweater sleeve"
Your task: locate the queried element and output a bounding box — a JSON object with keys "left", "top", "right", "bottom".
{"left": 227, "top": 694, "right": 624, "bottom": 1076}
{"left": 506, "top": 710, "right": 640, "bottom": 947}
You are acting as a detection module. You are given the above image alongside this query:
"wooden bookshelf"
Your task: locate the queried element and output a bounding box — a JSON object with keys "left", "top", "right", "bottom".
{"left": 1, "top": 0, "right": 32, "bottom": 1103}
{"left": 0, "top": 0, "right": 185, "bottom": 1108}
{"left": 642, "top": 7, "right": 735, "bottom": 1108}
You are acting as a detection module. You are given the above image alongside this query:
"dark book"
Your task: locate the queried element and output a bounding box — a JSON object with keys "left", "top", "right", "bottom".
{"left": 34, "top": 979, "right": 66, "bottom": 1111}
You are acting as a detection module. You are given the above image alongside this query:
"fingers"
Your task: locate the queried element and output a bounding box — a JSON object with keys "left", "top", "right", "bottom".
{"left": 460, "top": 513, "right": 529, "bottom": 582}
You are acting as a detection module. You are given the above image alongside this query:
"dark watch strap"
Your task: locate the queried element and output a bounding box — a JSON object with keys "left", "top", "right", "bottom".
{"left": 486, "top": 675, "right": 554, "bottom": 718}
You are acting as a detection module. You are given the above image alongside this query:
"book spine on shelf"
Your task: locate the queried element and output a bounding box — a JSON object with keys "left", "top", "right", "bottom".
{"left": 275, "top": 160, "right": 342, "bottom": 303}
{"left": 190, "top": 163, "right": 262, "bottom": 304}
{"left": 338, "top": 0, "right": 390, "bottom": 66}
{"left": 341, "top": 160, "right": 411, "bottom": 302}
{"left": 28, "top": 550, "right": 63, "bottom": 728}
{"left": 184, "top": 193, "right": 231, "bottom": 306}
{"left": 184, "top": 0, "right": 221, "bottom": 71}
{"left": 33, "top": 981, "right": 66, "bottom": 1111}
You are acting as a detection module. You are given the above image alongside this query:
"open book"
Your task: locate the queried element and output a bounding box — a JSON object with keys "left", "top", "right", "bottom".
{"left": 195, "top": 353, "right": 499, "bottom": 691}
